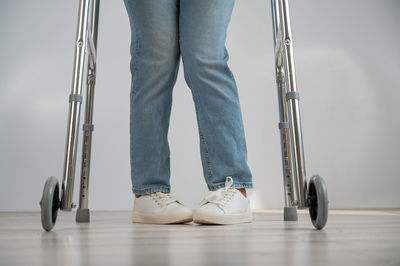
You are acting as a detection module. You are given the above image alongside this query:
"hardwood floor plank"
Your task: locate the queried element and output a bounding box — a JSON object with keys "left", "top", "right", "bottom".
{"left": 0, "top": 210, "right": 399, "bottom": 266}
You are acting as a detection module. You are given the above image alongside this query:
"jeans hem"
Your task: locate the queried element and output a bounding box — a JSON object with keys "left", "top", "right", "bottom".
{"left": 132, "top": 186, "right": 171, "bottom": 195}
{"left": 207, "top": 181, "right": 253, "bottom": 191}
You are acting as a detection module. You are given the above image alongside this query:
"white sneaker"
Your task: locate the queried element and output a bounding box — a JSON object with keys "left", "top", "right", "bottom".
{"left": 132, "top": 191, "right": 193, "bottom": 224}
{"left": 193, "top": 176, "right": 253, "bottom": 225}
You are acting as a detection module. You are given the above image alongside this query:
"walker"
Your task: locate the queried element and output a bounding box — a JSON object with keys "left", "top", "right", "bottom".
{"left": 39, "top": 0, "right": 329, "bottom": 231}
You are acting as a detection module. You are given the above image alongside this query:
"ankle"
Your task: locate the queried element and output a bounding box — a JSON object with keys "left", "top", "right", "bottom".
{"left": 236, "top": 188, "right": 247, "bottom": 198}
{"left": 135, "top": 194, "right": 141, "bottom": 198}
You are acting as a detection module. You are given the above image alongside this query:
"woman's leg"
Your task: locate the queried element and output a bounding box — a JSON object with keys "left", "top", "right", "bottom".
{"left": 123, "top": 0, "right": 180, "bottom": 195}
{"left": 179, "top": 0, "right": 253, "bottom": 191}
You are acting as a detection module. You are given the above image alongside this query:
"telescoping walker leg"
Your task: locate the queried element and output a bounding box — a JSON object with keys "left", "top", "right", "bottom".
{"left": 40, "top": 0, "right": 100, "bottom": 232}
{"left": 270, "top": 0, "right": 297, "bottom": 222}
{"left": 76, "top": 0, "right": 100, "bottom": 223}
{"left": 270, "top": 0, "right": 329, "bottom": 229}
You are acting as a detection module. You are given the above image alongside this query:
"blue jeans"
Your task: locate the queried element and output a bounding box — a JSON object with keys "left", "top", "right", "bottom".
{"left": 123, "top": 0, "right": 253, "bottom": 195}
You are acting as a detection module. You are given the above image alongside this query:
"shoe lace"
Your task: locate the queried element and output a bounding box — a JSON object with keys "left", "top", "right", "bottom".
{"left": 150, "top": 191, "right": 177, "bottom": 207}
{"left": 200, "top": 176, "right": 236, "bottom": 207}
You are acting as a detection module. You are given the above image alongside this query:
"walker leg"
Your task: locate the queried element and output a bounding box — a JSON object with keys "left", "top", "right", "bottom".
{"left": 271, "top": 0, "right": 298, "bottom": 221}
{"left": 270, "top": 0, "right": 329, "bottom": 229}
{"left": 76, "top": 0, "right": 100, "bottom": 223}
{"left": 40, "top": 0, "right": 101, "bottom": 231}
{"left": 60, "top": 0, "right": 92, "bottom": 211}
{"left": 277, "top": 0, "right": 308, "bottom": 208}
{"left": 271, "top": 0, "right": 307, "bottom": 209}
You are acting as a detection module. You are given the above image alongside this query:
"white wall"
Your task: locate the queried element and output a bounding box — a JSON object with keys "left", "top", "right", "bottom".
{"left": 1, "top": 0, "right": 399, "bottom": 211}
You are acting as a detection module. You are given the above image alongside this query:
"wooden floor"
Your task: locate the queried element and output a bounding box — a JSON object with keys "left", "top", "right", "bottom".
{"left": 0, "top": 209, "right": 399, "bottom": 266}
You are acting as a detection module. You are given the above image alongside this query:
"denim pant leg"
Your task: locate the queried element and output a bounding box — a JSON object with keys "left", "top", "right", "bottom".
{"left": 180, "top": 0, "right": 253, "bottom": 191}
{"left": 123, "top": 0, "right": 180, "bottom": 195}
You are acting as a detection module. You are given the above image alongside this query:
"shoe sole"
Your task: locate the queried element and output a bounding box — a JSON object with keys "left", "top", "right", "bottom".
{"left": 132, "top": 211, "right": 193, "bottom": 224}
{"left": 193, "top": 210, "right": 253, "bottom": 225}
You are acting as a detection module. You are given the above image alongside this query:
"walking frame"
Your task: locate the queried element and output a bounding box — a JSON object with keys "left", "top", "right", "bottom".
{"left": 40, "top": 0, "right": 328, "bottom": 232}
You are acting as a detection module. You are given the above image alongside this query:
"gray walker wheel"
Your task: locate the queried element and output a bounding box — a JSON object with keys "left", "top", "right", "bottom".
{"left": 40, "top": 176, "right": 60, "bottom": 232}
{"left": 307, "top": 175, "right": 328, "bottom": 230}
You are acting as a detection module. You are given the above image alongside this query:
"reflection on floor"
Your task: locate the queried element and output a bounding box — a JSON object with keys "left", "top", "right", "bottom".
{"left": 0, "top": 209, "right": 399, "bottom": 266}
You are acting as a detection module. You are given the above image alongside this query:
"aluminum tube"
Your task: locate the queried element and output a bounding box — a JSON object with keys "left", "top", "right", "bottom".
{"left": 61, "top": 0, "right": 91, "bottom": 210}
{"left": 78, "top": 0, "right": 100, "bottom": 210}
{"left": 279, "top": 0, "right": 308, "bottom": 207}
{"left": 271, "top": 0, "right": 295, "bottom": 207}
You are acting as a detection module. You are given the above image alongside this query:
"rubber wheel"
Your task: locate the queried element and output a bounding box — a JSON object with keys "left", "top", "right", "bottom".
{"left": 307, "top": 175, "right": 328, "bottom": 230}
{"left": 40, "top": 176, "right": 60, "bottom": 232}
